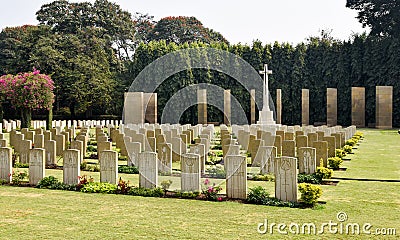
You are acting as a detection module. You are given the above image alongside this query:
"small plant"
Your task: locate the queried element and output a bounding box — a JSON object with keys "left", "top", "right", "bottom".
{"left": 335, "top": 149, "right": 346, "bottom": 159}
{"left": 160, "top": 180, "right": 172, "bottom": 195}
{"left": 201, "top": 179, "right": 223, "bottom": 201}
{"left": 298, "top": 173, "right": 322, "bottom": 184}
{"left": 10, "top": 170, "right": 28, "bottom": 185}
{"left": 127, "top": 187, "right": 164, "bottom": 197}
{"left": 87, "top": 145, "right": 97, "bottom": 152}
{"left": 345, "top": 139, "right": 356, "bottom": 147}
{"left": 76, "top": 175, "right": 94, "bottom": 190}
{"left": 175, "top": 191, "right": 200, "bottom": 199}
{"left": 315, "top": 166, "right": 333, "bottom": 180}
{"left": 14, "top": 162, "right": 29, "bottom": 168}
{"left": 298, "top": 183, "right": 322, "bottom": 207}
{"left": 36, "top": 176, "right": 62, "bottom": 189}
{"left": 117, "top": 178, "right": 131, "bottom": 194}
{"left": 118, "top": 165, "right": 139, "bottom": 174}
{"left": 211, "top": 144, "right": 222, "bottom": 150}
{"left": 206, "top": 152, "right": 221, "bottom": 165}
{"left": 247, "top": 186, "right": 270, "bottom": 204}
{"left": 343, "top": 145, "right": 352, "bottom": 154}
{"left": 80, "top": 182, "right": 117, "bottom": 194}
{"left": 205, "top": 164, "right": 226, "bottom": 178}
{"left": 251, "top": 174, "right": 275, "bottom": 182}
{"left": 328, "top": 157, "right": 343, "bottom": 170}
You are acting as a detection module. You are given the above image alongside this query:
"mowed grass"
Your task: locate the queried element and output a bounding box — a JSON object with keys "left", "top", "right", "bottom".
{"left": 0, "top": 129, "right": 399, "bottom": 239}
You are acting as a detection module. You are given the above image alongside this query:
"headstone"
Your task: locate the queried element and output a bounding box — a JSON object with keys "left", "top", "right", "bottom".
{"left": 76, "top": 135, "right": 87, "bottom": 159}
{"left": 181, "top": 153, "right": 201, "bottom": 192}
{"left": 296, "top": 135, "right": 308, "bottom": 153}
{"left": 171, "top": 137, "right": 182, "bottom": 162}
{"left": 284, "top": 132, "right": 294, "bottom": 141}
{"left": 282, "top": 140, "right": 295, "bottom": 157}
{"left": 274, "top": 135, "right": 282, "bottom": 156}
{"left": 314, "top": 141, "right": 328, "bottom": 167}
{"left": 225, "top": 155, "right": 247, "bottom": 199}
{"left": 307, "top": 133, "right": 318, "bottom": 148}
{"left": 138, "top": 152, "right": 158, "bottom": 189}
{"left": 34, "top": 134, "right": 44, "bottom": 149}
{"left": 29, "top": 149, "right": 45, "bottom": 185}
{"left": 302, "top": 89, "right": 309, "bottom": 125}
{"left": 376, "top": 86, "right": 393, "bottom": 129}
{"left": 99, "top": 150, "right": 118, "bottom": 184}
{"left": 143, "top": 92, "right": 157, "bottom": 124}
{"left": 323, "top": 136, "right": 336, "bottom": 158}
{"left": 54, "top": 135, "right": 65, "bottom": 156}
{"left": 259, "top": 146, "right": 276, "bottom": 174}
{"left": 0, "top": 147, "right": 12, "bottom": 183}
{"left": 275, "top": 157, "right": 297, "bottom": 202}
{"left": 0, "top": 139, "right": 7, "bottom": 148}
{"left": 298, "top": 147, "right": 316, "bottom": 174}
{"left": 327, "top": 88, "right": 338, "bottom": 126}
{"left": 70, "top": 140, "right": 84, "bottom": 163}
{"left": 63, "top": 149, "right": 81, "bottom": 185}
{"left": 157, "top": 143, "right": 172, "bottom": 174}
{"left": 126, "top": 142, "right": 141, "bottom": 166}
{"left": 44, "top": 131, "right": 52, "bottom": 141}
{"left": 44, "top": 140, "right": 57, "bottom": 166}
{"left": 20, "top": 140, "right": 32, "bottom": 164}
{"left": 197, "top": 89, "right": 207, "bottom": 124}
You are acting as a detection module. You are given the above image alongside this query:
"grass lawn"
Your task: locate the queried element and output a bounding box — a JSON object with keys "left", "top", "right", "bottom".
{"left": 0, "top": 129, "right": 399, "bottom": 239}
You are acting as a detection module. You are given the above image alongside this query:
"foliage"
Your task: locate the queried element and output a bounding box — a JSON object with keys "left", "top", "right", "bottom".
{"left": 298, "top": 183, "right": 323, "bottom": 206}
{"left": 80, "top": 162, "right": 100, "bottom": 172}
{"left": 116, "top": 178, "right": 130, "bottom": 194}
{"left": 328, "top": 157, "right": 344, "bottom": 170}
{"left": 297, "top": 173, "right": 323, "bottom": 184}
{"left": 206, "top": 151, "right": 221, "bottom": 165}
{"left": 174, "top": 191, "right": 200, "bottom": 199}
{"left": 127, "top": 187, "right": 164, "bottom": 198}
{"left": 86, "top": 145, "right": 97, "bottom": 152}
{"left": 10, "top": 170, "right": 29, "bottom": 185}
{"left": 160, "top": 180, "right": 172, "bottom": 194}
{"left": 346, "top": 0, "right": 400, "bottom": 37}
{"left": 118, "top": 165, "right": 139, "bottom": 174}
{"left": 14, "top": 162, "right": 29, "bottom": 168}
{"left": 205, "top": 164, "right": 226, "bottom": 178}
{"left": 201, "top": 179, "right": 223, "bottom": 201}
{"left": 345, "top": 139, "right": 357, "bottom": 146}
{"left": 251, "top": 174, "right": 275, "bottom": 182}
{"left": 343, "top": 145, "right": 353, "bottom": 154}
{"left": 36, "top": 176, "right": 64, "bottom": 189}
{"left": 315, "top": 166, "right": 333, "bottom": 180}
{"left": 335, "top": 149, "right": 346, "bottom": 159}
{"left": 246, "top": 186, "right": 299, "bottom": 207}
{"left": 80, "top": 182, "right": 117, "bottom": 194}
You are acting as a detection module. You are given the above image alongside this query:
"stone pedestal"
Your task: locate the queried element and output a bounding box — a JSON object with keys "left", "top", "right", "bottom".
{"left": 224, "top": 89, "right": 231, "bottom": 126}
{"left": 351, "top": 87, "right": 365, "bottom": 127}
{"left": 376, "top": 86, "right": 393, "bottom": 129}
{"left": 197, "top": 89, "right": 207, "bottom": 124}
{"left": 327, "top": 88, "right": 337, "bottom": 126}
{"left": 302, "top": 89, "right": 309, "bottom": 126}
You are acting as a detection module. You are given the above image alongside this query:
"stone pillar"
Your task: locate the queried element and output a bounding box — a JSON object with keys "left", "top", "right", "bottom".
{"left": 124, "top": 92, "right": 144, "bottom": 124}
{"left": 351, "top": 87, "right": 365, "bottom": 127}
{"left": 224, "top": 89, "right": 231, "bottom": 126}
{"left": 144, "top": 93, "right": 157, "bottom": 124}
{"left": 250, "top": 89, "right": 256, "bottom": 124}
{"left": 276, "top": 89, "right": 282, "bottom": 124}
{"left": 197, "top": 89, "right": 207, "bottom": 124}
{"left": 327, "top": 88, "right": 337, "bottom": 126}
{"left": 376, "top": 86, "right": 393, "bottom": 129}
{"left": 302, "top": 89, "right": 309, "bottom": 126}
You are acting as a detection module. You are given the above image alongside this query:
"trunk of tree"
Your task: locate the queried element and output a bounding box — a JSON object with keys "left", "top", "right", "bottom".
{"left": 21, "top": 108, "right": 32, "bottom": 129}
{"left": 46, "top": 108, "right": 53, "bottom": 130}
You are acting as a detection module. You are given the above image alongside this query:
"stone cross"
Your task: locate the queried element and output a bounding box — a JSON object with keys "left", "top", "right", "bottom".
{"left": 259, "top": 64, "right": 273, "bottom": 111}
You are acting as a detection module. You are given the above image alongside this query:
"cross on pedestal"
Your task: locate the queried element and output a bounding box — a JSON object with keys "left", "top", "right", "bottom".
{"left": 259, "top": 64, "right": 273, "bottom": 111}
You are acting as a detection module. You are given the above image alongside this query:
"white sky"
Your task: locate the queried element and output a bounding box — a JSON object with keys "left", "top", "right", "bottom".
{"left": 0, "top": 0, "right": 368, "bottom": 45}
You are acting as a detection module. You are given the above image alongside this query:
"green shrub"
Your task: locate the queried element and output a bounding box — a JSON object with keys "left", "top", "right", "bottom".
{"left": 298, "top": 183, "right": 322, "bottom": 206}
{"left": 160, "top": 180, "right": 172, "bottom": 194}
{"left": 87, "top": 145, "right": 97, "bottom": 152}
{"left": 354, "top": 131, "right": 363, "bottom": 138}
{"left": 11, "top": 170, "right": 28, "bottom": 185}
{"left": 174, "top": 191, "right": 200, "bottom": 199}
{"left": 211, "top": 144, "right": 222, "bottom": 150}
{"left": 36, "top": 176, "right": 62, "bottom": 189}
{"left": 14, "top": 162, "right": 29, "bottom": 168}
{"left": 335, "top": 149, "right": 346, "bottom": 159}
{"left": 202, "top": 179, "right": 222, "bottom": 201}
{"left": 80, "top": 182, "right": 117, "bottom": 194}
{"left": 343, "top": 145, "right": 352, "bottom": 153}
{"left": 345, "top": 139, "right": 356, "bottom": 146}
{"left": 252, "top": 174, "right": 275, "bottom": 182}
{"left": 215, "top": 151, "right": 223, "bottom": 157}
{"left": 247, "top": 186, "right": 299, "bottom": 207}
{"left": 315, "top": 166, "right": 333, "bottom": 180}
{"left": 328, "top": 157, "right": 343, "bottom": 170}
{"left": 118, "top": 165, "right": 139, "bottom": 174}
{"left": 297, "top": 173, "right": 322, "bottom": 184}
{"left": 206, "top": 152, "right": 221, "bottom": 165}
{"left": 205, "top": 164, "right": 226, "bottom": 178}
{"left": 127, "top": 187, "right": 163, "bottom": 197}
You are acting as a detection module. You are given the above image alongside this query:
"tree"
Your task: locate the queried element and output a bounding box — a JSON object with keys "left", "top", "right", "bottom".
{"left": 346, "top": 0, "right": 400, "bottom": 37}
{"left": 1, "top": 70, "right": 55, "bottom": 128}
{"left": 147, "top": 16, "right": 228, "bottom": 44}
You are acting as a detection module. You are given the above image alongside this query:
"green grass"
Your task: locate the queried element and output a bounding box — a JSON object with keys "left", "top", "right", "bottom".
{"left": 1, "top": 129, "right": 399, "bottom": 239}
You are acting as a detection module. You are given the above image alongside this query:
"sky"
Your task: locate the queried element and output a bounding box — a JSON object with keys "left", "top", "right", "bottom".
{"left": 0, "top": 0, "right": 368, "bottom": 45}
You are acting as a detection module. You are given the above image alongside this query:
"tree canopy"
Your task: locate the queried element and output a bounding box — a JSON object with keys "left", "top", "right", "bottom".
{"left": 346, "top": 0, "right": 400, "bottom": 37}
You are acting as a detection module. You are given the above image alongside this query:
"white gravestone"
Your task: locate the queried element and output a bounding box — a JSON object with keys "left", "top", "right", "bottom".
{"left": 63, "top": 149, "right": 81, "bottom": 185}
{"left": 0, "top": 147, "right": 12, "bottom": 183}
{"left": 29, "top": 148, "right": 45, "bottom": 185}
{"left": 260, "top": 146, "right": 277, "bottom": 175}
{"left": 274, "top": 157, "right": 297, "bottom": 202}
{"left": 99, "top": 150, "right": 118, "bottom": 184}
{"left": 138, "top": 152, "right": 158, "bottom": 189}
{"left": 181, "top": 153, "right": 201, "bottom": 192}
{"left": 225, "top": 155, "right": 247, "bottom": 199}
{"left": 298, "top": 147, "right": 317, "bottom": 174}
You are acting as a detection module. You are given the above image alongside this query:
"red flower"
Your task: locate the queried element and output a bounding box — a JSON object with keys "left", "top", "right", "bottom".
{"left": 217, "top": 197, "right": 222, "bottom": 201}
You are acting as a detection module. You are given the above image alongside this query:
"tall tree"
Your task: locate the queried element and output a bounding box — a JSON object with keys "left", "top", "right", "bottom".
{"left": 346, "top": 0, "right": 400, "bottom": 37}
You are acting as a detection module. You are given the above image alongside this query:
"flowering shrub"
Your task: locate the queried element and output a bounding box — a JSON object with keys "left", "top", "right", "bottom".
{"left": 202, "top": 178, "right": 223, "bottom": 201}
{"left": 9, "top": 170, "right": 29, "bottom": 185}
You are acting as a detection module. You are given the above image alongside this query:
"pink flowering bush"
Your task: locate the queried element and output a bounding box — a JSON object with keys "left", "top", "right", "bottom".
{"left": 0, "top": 69, "right": 55, "bottom": 128}
{"left": 202, "top": 178, "right": 223, "bottom": 201}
